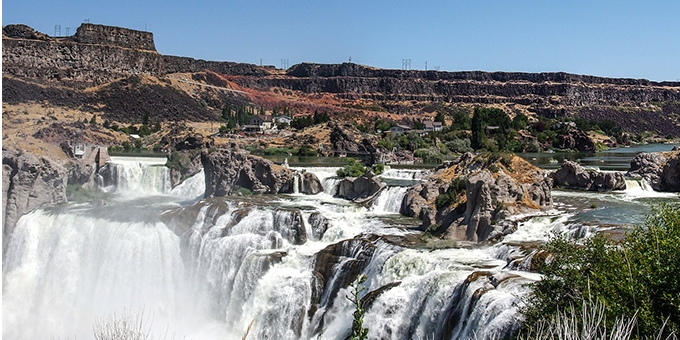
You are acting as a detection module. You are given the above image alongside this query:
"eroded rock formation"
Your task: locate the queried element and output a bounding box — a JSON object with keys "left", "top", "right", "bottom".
{"left": 401, "top": 153, "right": 552, "bottom": 242}
{"left": 627, "top": 151, "right": 680, "bottom": 192}
{"left": 551, "top": 160, "right": 626, "bottom": 191}
{"left": 201, "top": 148, "right": 295, "bottom": 196}
{"left": 2, "top": 148, "right": 68, "bottom": 250}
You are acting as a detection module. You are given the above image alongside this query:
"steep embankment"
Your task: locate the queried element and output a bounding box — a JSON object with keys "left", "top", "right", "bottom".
{"left": 3, "top": 23, "right": 680, "bottom": 137}
{"left": 233, "top": 63, "right": 680, "bottom": 135}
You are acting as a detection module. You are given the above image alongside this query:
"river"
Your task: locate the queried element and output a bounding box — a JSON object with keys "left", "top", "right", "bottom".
{"left": 2, "top": 145, "right": 679, "bottom": 340}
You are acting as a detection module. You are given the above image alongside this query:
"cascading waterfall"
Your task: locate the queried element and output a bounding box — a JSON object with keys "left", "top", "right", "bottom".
{"left": 99, "top": 156, "right": 172, "bottom": 194}
{"left": 6, "top": 157, "right": 668, "bottom": 340}
{"left": 369, "top": 186, "right": 409, "bottom": 213}
{"left": 170, "top": 169, "right": 206, "bottom": 200}
{"left": 2, "top": 205, "right": 187, "bottom": 340}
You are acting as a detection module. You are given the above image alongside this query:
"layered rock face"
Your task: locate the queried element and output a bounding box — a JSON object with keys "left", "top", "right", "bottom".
{"left": 2, "top": 148, "right": 68, "bottom": 250}
{"left": 201, "top": 148, "right": 324, "bottom": 197}
{"left": 401, "top": 153, "right": 552, "bottom": 242}
{"left": 551, "top": 161, "right": 626, "bottom": 191}
{"left": 2, "top": 24, "right": 266, "bottom": 87}
{"left": 628, "top": 151, "right": 680, "bottom": 192}
{"left": 4, "top": 24, "right": 680, "bottom": 136}
{"left": 73, "top": 23, "right": 156, "bottom": 51}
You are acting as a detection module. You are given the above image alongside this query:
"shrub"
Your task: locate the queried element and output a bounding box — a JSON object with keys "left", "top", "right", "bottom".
{"left": 337, "top": 158, "right": 367, "bottom": 178}
{"left": 521, "top": 203, "right": 680, "bottom": 338}
{"left": 414, "top": 148, "right": 444, "bottom": 164}
{"left": 296, "top": 145, "right": 318, "bottom": 156}
{"left": 346, "top": 275, "right": 369, "bottom": 340}
{"left": 435, "top": 176, "right": 467, "bottom": 209}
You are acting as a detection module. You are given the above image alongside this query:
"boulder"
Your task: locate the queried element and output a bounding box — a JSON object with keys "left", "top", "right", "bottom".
{"left": 336, "top": 174, "right": 386, "bottom": 200}
{"left": 328, "top": 121, "right": 379, "bottom": 161}
{"left": 401, "top": 153, "right": 552, "bottom": 242}
{"left": 201, "top": 148, "right": 295, "bottom": 196}
{"left": 308, "top": 212, "right": 330, "bottom": 241}
{"left": 300, "top": 171, "right": 324, "bottom": 195}
{"left": 2, "top": 148, "right": 68, "bottom": 251}
{"left": 167, "top": 150, "right": 203, "bottom": 187}
{"left": 627, "top": 152, "right": 667, "bottom": 184}
{"left": 552, "top": 160, "right": 626, "bottom": 191}
{"left": 553, "top": 128, "right": 596, "bottom": 152}
{"left": 67, "top": 160, "right": 98, "bottom": 191}
{"left": 658, "top": 152, "right": 680, "bottom": 192}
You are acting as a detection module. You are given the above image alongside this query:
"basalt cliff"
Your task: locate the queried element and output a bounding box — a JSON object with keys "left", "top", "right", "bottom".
{"left": 3, "top": 23, "right": 680, "bottom": 137}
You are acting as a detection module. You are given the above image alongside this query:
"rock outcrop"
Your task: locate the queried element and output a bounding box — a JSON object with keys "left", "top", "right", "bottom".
{"left": 328, "top": 121, "right": 380, "bottom": 160}
{"left": 551, "top": 161, "right": 626, "bottom": 191}
{"left": 627, "top": 151, "right": 680, "bottom": 192}
{"left": 401, "top": 153, "right": 552, "bottom": 242}
{"left": 658, "top": 152, "right": 680, "bottom": 191}
{"left": 336, "top": 174, "right": 386, "bottom": 201}
{"left": 201, "top": 148, "right": 296, "bottom": 196}
{"left": 300, "top": 171, "right": 324, "bottom": 195}
{"left": 552, "top": 128, "right": 596, "bottom": 152}
{"left": 2, "top": 148, "right": 68, "bottom": 250}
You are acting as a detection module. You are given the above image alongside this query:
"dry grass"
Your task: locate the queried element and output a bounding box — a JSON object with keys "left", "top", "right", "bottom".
{"left": 507, "top": 156, "right": 541, "bottom": 184}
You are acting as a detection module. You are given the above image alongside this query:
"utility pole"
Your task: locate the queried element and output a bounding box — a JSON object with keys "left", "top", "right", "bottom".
{"left": 402, "top": 59, "right": 411, "bottom": 70}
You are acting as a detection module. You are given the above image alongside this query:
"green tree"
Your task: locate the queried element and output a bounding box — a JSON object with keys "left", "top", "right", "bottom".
{"left": 374, "top": 119, "right": 392, "bottom": 132}
{"left": 451, "top": 110, "right": 471, "bottom": 130}
{"left": 434, "top": 109, "right": 447, "bottom": 125}
{"left": 522, "top": 203, "right": 680, "bottom": 338}
{"left": 337, "top": 158, "right": 367, "bottom": 177}
{"left": 471, "top": 108, "right": 486, "bottom": 150}
{"left": 512, "top": 113, "right": 529, "bottom": 130}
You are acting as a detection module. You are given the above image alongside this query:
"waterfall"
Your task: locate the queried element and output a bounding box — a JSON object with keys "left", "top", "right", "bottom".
{"left": 2, "top": 207, "right": 186, "bottom": 340}
{"left": 170, "top": 169, "right": 206, "bottom": 200}
{"left": 99, "top": 156, "right": 172, "bottom": 195}
{"left": 369, "top": 186, "right": 408, "bottom": 214}
{"left": 379, "top": 168, "right": 427, "bottom": 181}
{"left": 11, "top": 162, "right": 647, "bottom": 340}
{"left": 293, "top": 172, "right": 301, "bottom": 194}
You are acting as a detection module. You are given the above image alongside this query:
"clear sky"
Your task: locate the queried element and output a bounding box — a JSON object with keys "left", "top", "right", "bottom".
{"left": 3, "top": 0, "right": 680, "bottom": 81}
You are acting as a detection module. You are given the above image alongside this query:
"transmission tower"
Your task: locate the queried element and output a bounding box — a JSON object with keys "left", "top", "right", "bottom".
{"left": 281, "top": 59, "right": 289, "bottom": 70}
{"left": 65, "top": 27, "right": 70, "bottom": 36}
{"left": 54, "top": 25, "right": 61, "bottom": 37}
{"left": 402, "top": 59, "right": 411, "bottom": 70}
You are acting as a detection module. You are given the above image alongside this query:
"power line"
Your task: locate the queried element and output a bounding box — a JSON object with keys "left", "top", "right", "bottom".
{"left": 402, "top": 59, "right": 411, "bottom": 70}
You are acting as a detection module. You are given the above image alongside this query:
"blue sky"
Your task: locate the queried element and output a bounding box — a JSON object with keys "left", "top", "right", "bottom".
{"left": 3, "top": 0, "right": 680, "bottom": 81}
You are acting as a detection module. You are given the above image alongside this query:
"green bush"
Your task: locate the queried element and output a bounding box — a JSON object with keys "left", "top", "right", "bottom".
{"left": 521, "top": 203, "right": 680, "bottom": 338}
{"left": 296, "top": 145, "right": 318, "bottom": 156}
{"left": 337, "top": 158, "right": 367, "bottom": 178}
{"left": 434, "top": 176, "right": 467, "bottom": 209}
{"left": 414, "top": 148, "right": 444, "bottom": 164}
